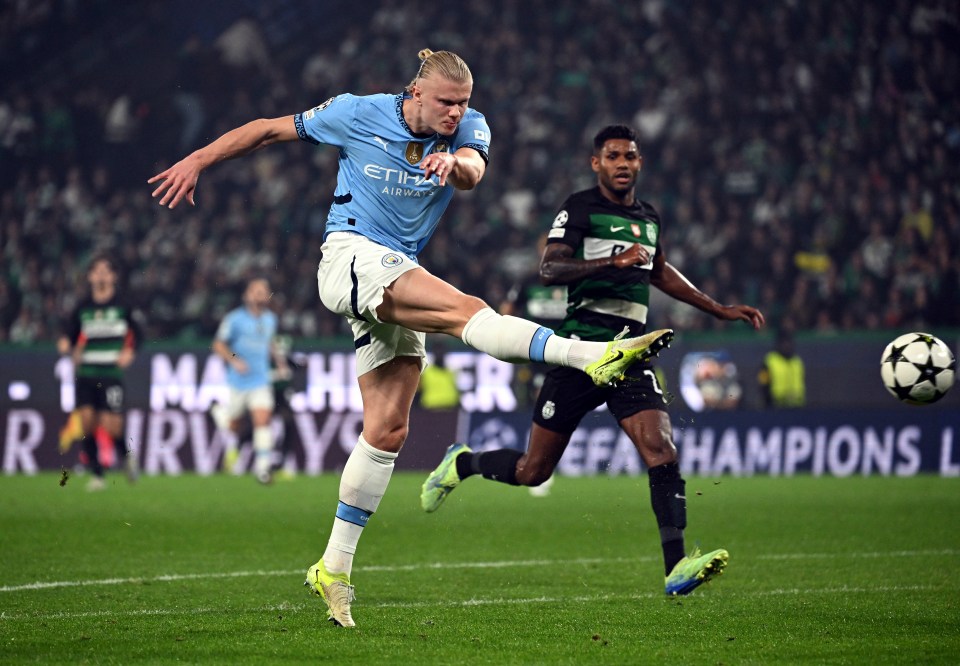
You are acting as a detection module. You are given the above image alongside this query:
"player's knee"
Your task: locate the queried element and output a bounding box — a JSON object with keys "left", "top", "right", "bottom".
{"left": 250, "top": 410, "right": 272, "bottom": 427}
{"left": 364, "top": 422, "right": 408, "bottom": 453}
{"left": 458, "top": 295, "right": 489, "bottom": 320}
{"left": 642, "top": 437, "right": 678, "bottom": 466}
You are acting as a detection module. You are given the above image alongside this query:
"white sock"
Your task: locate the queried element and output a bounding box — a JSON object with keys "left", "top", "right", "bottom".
{"left": 461, "top": 308, "right": 543, "bottom": 363}
{"left": 542, "top": 335, "right": 608, "bottom": 371}
{"left": 461, "top": 307, "right": 607, "bottom": 370}
{"left": 322, "top": 435, "right": 397, "bottom": 577}
{"left": 252, "top": 425, "right": 273, "bottom": 476}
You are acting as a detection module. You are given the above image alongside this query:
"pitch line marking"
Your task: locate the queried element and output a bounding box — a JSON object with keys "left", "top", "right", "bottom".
{"left": 0, "top": 584, "right": 950, "bottom": 622}
{"left": 757, "top": 549, "right": 956, "bottom": 560}
{"left": 1, "top": 549, "right": 955, "bottom": 594}
{"left": 0, "top": 557, "right": 646, "bottom": 593}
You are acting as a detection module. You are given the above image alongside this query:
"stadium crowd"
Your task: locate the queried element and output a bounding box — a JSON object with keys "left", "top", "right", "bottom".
{"left": 2, "top": 0, "right": 958, "bottom": 343}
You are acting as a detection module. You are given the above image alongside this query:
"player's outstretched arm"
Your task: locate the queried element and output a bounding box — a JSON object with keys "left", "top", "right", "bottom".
{"left": 539, "top": 243, "right": 649, "bottom": 285}
{"left": 148, "top": 116, "right": 299, "bottom": 209}
{"left": 651, "top": 255, "right": 765, "bottom": 330}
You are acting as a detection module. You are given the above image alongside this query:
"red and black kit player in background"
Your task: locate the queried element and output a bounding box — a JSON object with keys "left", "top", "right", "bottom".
{"left": 58, "top": 256, "right": 143, "bottom": 490}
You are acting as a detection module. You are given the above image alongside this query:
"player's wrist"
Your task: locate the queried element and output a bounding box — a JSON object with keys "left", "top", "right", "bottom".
{"left": 188, "top": 150, "right": 212, "bottom": 171}
{"left": 712, "top": 303, "right": 731, "bottom": 319}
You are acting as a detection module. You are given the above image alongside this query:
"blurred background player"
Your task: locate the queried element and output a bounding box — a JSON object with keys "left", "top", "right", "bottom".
{"left": 499, "top": 231, "right": 569, "bottom": 412}
{"left": 228, "top": 333, "right": 304, "bottom": 479}
{"left": 267, "top": 334, "right": 303, "bottom": 478}
{"left": 211, "top": 278, "right": 288, "bottom": 484}
{"left": 422, "top": 125, "right": 765, "bottom": 595}
{"left": 57, "top": 256, "right": 142, "bottom": 491}
{"left": 498, "top": 232, "right": 567, "bottom": 496}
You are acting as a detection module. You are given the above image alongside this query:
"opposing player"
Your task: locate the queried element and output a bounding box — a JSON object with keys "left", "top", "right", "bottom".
{"left": 149, "top": 51, "right": 672, "bottom": 627}
{"left": 421, "top": 125, "right": 765, "bottom": 595}
{"left": 211, "top": 278, "right": 287, "bottom": 484}
{"left": 57, "top": 256, "right": 142, "bottom": 490}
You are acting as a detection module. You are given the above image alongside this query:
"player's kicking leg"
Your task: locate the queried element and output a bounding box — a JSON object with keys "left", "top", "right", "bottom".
{"left": 378, "top": 270, "right": 673, "bottom": 386}
{"left": 581, "top": 329, "right": 674, "bottom": 386}
{"left": 458, "top": 306, "right": 672, "bottom": 386}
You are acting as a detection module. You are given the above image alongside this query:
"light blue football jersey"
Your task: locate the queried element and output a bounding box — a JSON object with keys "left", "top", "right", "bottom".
{"left": 294, "top": 93, "right": 491, "bottom": 258}
{"left": 216, "top": 307, "right": 277, "bottom": 391}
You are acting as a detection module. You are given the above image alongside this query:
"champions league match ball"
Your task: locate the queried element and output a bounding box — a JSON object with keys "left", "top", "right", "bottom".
{"left": 880, "top": 332, "right": 956, "bottom": 405}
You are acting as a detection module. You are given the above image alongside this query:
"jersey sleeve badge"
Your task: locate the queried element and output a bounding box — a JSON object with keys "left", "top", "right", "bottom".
{"left": 304, "top": 97, "right": 335, "bottom": 120}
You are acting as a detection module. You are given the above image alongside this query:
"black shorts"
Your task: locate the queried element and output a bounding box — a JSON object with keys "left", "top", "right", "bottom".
{"left": 75, "top": 376, "right": 125, "bottom": 413}
{"left": 532, "top": 362, "right": 666, "bottom": 434}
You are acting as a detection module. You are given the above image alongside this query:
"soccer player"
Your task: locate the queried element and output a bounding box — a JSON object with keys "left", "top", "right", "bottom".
{"left": 57, "top": 256, "right": 142, "bottom": 491}
{"left": 421, "top": 125, "right": 766, "bottom": 596}
{"left": 227, "top": 334, "right": 302, "bottom": 479}
{"left": 149, "top": 50, "right": 672, "bottom": 627}
{"left": 211, "top": 278, "right": 286, "bottom": 484}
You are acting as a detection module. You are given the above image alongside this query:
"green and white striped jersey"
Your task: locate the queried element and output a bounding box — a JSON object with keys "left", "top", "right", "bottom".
{"left": 546, "top": 186, "right": 661, "bottom": 341}
{"left": 64, "top": 297, "right": 142, "bottom": 378}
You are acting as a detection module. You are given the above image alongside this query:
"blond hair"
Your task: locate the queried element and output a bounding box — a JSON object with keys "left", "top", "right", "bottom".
{"left": 405, "top": 49, "right": 472, "bottom": 92}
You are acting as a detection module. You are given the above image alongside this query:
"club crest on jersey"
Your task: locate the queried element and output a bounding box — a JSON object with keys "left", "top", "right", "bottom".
{"left": 541, "top": 400, "right": 556, "bottom": 420}
{"left": 381, "top": 253, "right": 403, "bottom": 268}
{"left": 304, "top": 97, "right": 335, "bottom": 120}
{"left": 432, "top": 140, "right": 450, "bottom": 154}
{"left": 405, "top": 141, "right": 425, "bottom": 165}
{"left": 646, "top": 223, "right": 657, "bottom": 242}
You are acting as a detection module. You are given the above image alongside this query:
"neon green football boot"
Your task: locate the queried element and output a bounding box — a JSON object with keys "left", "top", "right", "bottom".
{"left": 304, "top": 560, "right": 356, "bottom": 627}
{"left": 222, "top": 448, "right": 239, "bottom": 475}
{"left": 420, "top": 442, "right": 471, "bottom": 513}
{"left": 584, "top": 329, "right": 674, "bottom": 387}
{"left": 665, "top": 547, "right": 728, "bottom": 596}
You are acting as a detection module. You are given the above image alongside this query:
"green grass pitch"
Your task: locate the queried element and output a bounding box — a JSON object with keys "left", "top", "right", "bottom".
{"left": 1, "top": 472, "right": 958, "bottom": 664}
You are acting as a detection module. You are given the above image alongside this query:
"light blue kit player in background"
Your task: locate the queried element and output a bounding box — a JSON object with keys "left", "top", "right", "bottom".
{"left": 150, "top": 48, "right": 672, "bottom": 628}
{"left": 211, "top": 278, "right": 286, "bottom": 483}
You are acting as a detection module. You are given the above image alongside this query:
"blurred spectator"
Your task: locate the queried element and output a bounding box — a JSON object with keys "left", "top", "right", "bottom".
{"left": 1, "top": 0, "right": 959, "bottom": 342}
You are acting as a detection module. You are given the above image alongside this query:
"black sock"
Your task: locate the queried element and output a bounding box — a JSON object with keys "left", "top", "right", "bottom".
{"left": 82, "top": 436, "right": 103, "bottom": 477}
{"left": 649, "top": 461, "right": 687, "bottom": 575}
{"left": 660, "top": 534, "right": 686, "bottom": 575}
{"left": 455, "top": 452, "right": 476, "bottom": 480}
{"left": 113, "top": 436, "right": 128, "bottom": 464}
{"left": 461, "top": 449, "right": 522, "bottom": 485}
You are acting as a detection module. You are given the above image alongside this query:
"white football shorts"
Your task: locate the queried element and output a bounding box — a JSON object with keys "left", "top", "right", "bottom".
{"left": 317, "top": 231, "right": 426, "bottom": 376}
{"left": 224, "top": 385, "right": 274, "bottom": 421}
